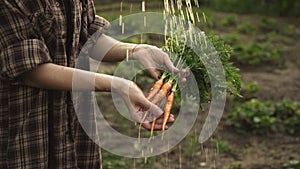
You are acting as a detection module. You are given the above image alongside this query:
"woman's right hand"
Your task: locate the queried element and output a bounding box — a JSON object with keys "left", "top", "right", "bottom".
{"left": 112, "top": 78, "right": 175, "bottom": 130}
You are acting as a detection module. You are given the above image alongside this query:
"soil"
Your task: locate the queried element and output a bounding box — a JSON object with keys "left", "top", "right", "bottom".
{"left": 208, "top": 41, "right": 300, "bottom": 169}
{"left": 92, "top": 5, "right": 300, "bottom": 169}
{"left": 94, "top": 45, "right": 299, "bottom": 168}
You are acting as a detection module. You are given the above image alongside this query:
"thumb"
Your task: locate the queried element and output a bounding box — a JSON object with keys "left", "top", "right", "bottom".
{"left": 163, "top": 55, "right": 180, "bottom": 73}
{"left": 147, "top": 68, "right": 161, "bottom": 80}
{"left": 141, "top": 100, "right": 163, "bottom": 119}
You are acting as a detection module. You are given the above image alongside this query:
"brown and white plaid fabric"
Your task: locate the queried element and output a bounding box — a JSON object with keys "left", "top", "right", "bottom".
{"left": 0, "top": 0, "right": 110, "bottom": 168}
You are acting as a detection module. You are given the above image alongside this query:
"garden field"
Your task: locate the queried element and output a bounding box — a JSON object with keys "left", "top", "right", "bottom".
{"left": 93, "top": 1, "right": 300, "bottom": 168}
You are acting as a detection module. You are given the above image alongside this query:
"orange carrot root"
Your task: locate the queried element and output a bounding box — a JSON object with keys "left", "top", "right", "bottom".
{"left": 138, "top": 78, "right": 164, "bottom": 141}
{"left": 151, "top": 81, "right": 173, "bottom": 105}
{"left": 149, "top": 80, "right": 173, "bottom": 140}
{"left": 149, "top": 118, "right": 156, "bottom": 142}
{"left": 162, "top": 91, "right": 175, "bottom": 133}
{"left": 146, "top": 78, "right": 164, "bottom": 100}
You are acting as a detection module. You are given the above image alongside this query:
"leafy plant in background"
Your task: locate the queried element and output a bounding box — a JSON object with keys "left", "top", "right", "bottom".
{"left": 205, "top": 0, "right": 300, "bottom": 17}
{"left": 237, "top": 22, "right": 257, "bottom": 35}
{"left": 102, "top": 153, "right": 128, "bottom": 169}
{"left": 229, "top": 163, "right": 243, "bottom": 169}
{"left": 240, "top": 81, "right": 260, "bottom": 100}
{"left": 259, "top": 18, "right": 278, "bottom": 32}
{"left": 227, "top": 99, "right": 277, "bottom": 134}
{"left": 227, "top": 99, "right": 300, "bottom": 135}
{"left": 264, "top": 31, "right": 293, "bottom": 47}
{"left": 221, "top": 14, "right": 237, "bottom": 26}
{"left": 274, "top": 100, "right": 300, "bottom": 135}
{"left": 233, "top": 43, "right": 283, "bottom": 67}
{"left": 281, "top": 160, "right": 300, "bottom": 169}
{"left": 222, "top": 33, "right": 240, "bottom": 45}
{"left": 102, "top": 151, "right": 157, "bottom": 169}
{"left": 281, "top": 24, "right": 299, "bottom": 37}
{"left": 213, "top": 140, "right": 232, "bottom": 154}
{"left": 244, "top": 82, "right": 260, "bottom": 95}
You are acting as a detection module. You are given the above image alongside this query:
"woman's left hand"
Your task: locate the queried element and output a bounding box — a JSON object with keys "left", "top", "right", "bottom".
{"left": 131, "top": 44, "right": 189, "bottom": 82}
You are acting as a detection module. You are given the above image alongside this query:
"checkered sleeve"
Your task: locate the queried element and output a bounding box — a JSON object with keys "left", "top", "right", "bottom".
{"left": 88, "top": 15, "right": 110, "bottom": 36}
{"left": 87, "top": 0, "right": 110, "bottom": 36}
{"left": 0, "top": 6, "right": 52, "bottom": 84}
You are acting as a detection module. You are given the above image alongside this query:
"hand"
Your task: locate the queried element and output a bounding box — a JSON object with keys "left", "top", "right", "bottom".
{"left": 131, "top": 44, "right": 189, "bottom": 82}
{"left": 141, "top": 113, "right": 175, "bottom": 131}
{"left": 113, "top": 78, "right": 175, "bottom": 130}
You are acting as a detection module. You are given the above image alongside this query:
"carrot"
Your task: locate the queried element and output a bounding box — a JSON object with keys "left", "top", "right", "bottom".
{"left": 162, "top": 91, "right": 174, "bottom": 133}
{"left": 139, "top": 78, "right": 164, "bottom": 124}
{"left": 138, "top": 76, "right": 165, "bottom": 141}
{"left": 162, "top": 82, "right": 177, "bottom": 134}
{"left": 148, "top": 99, "right": 162, "bottom": 142}
{"left": 141, "top": 78, "right": 172, "bottom": 128}
{"left": 146, "top": 78, "right": 164, "bottom": 100}
{"left": 151, "top": 80, "right": 173, "bottom": 105}
{"left": 149, "top": 118, "right": 156, "bottom": 140}
{"left": 149, "top": 79, "right": 173, "bottom": 140}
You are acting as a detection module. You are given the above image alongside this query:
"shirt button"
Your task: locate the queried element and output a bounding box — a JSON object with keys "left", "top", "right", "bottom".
{"left": 82, "top": 6, "right": 87, "bottom": 12}
{"left": 55, "top": 1, "right": 60, "bottom": 7}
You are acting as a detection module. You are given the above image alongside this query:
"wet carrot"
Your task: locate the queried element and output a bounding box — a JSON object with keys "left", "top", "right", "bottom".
{"left": 149, "top": 118, "right": 156, "bottom": 140}
{"left": 146, "top": 78, "right": 164, "bottom": 100}
{"left": 142, "top": 79, "right": 172, "bottom": 127}
{"left": 138, "top": 78, "right": 164, "bottom": 124}
{"left": 162, "top": 91, "right": 174, "bottom": 133}
{"left": 149, "top": 80, "right": 173, "bottom": 140}
{"left": 138, "top": 77, "right": 165, "bottom": 141}
{"left": 151, "top": 80, "right": 173, "bottom": 105}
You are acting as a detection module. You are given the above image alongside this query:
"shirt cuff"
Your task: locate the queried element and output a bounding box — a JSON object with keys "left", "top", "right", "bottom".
{"left": 0, "top": 39, "right": 52, "bottom": 84}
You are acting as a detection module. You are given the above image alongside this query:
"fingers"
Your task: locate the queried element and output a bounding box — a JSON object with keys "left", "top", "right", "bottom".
{"left": 140, "top": 114, "right": 175, "bottom": 130}
{"left": 142, "top": 121, "right": 173, "bottom": 131}
{"left": 180, "top": 69, "right": 190, "bottom": 82}
{"left": 136, "top": 98, "right": 164, "bottom": 118}
{"left": 162, "top": 53, "right": 190, "bottom": 82}
{"left": 147, "top": 68, "right": 161, "bottom": 80}
{"left": 142, "top": 123, "right": 165, "bottom": 131}
{"left": 146, "top": 102, "right": 164, "bottom": 118}
{"left": 155, "top": 114, "right": 175, "bottom": 124}
{"left": 163, "top": 54, "right": 180, "bottom": 73}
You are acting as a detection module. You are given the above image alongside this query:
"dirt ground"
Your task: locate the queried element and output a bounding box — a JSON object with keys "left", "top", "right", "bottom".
{"left": 93, "top": 8, "right": 300, "bottom": 169}
{"left": 94, "top": 48, "right": 299, "bottom": 168}
{"left": 211, "top": 42, "right": 300, "bottom": 169}
{"left": 149, "top": 48, "right": 300, "bottom": 169}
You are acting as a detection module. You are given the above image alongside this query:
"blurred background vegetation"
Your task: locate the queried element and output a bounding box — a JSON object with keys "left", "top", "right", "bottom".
{"left": 98, "top": 0, "right": 300, "bottom": 17}
{"left": 93, "top": 0, "right": 300, "bottom": 169}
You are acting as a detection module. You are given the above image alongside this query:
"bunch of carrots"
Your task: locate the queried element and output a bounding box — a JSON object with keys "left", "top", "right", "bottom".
{"left": 138, "top": 73, "right": 178, "bottom": 140}
{"left": 136, "top": 30, "right": 242, "bottom": 140}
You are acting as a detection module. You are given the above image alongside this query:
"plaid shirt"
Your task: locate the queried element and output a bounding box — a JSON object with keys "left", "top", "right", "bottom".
{"left": 0, "top": 0, "right": 109, "bottom": 168}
